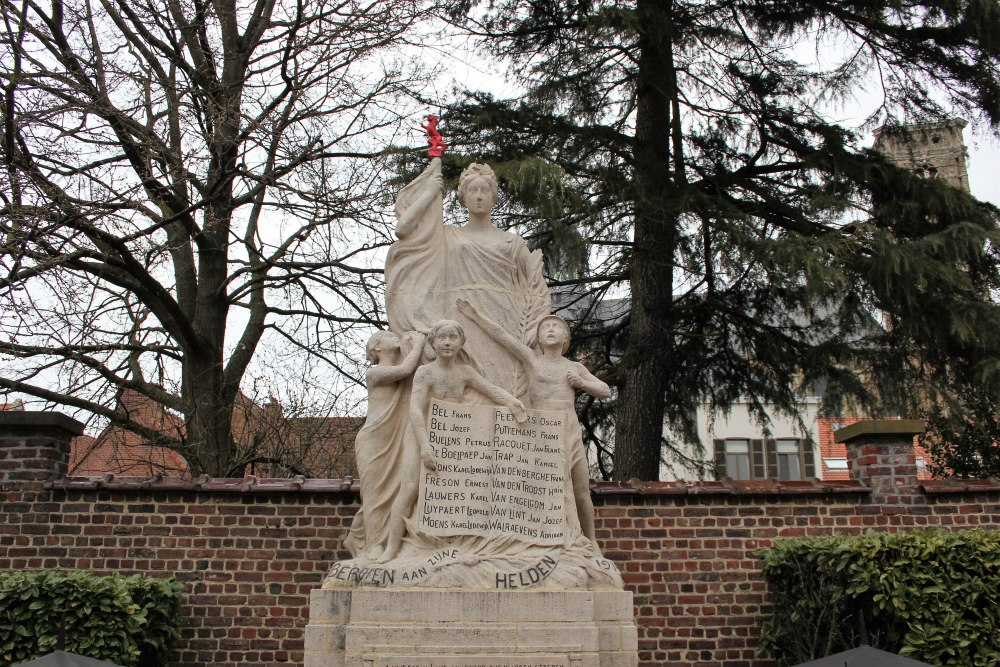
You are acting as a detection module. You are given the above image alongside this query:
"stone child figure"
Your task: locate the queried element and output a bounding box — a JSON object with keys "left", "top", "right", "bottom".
{"left": 456, "top": 298, "right": 611, "bottom": 552}
{"left": 377, "top": 319, "right": 529, "bottom": 563}
{"left": 345, "top": 330, "right": 425, "bottom": 560}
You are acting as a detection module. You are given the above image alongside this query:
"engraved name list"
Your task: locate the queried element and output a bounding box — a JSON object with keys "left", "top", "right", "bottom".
{"left": 419, "top": 400, "right": 568, "bottom": 544}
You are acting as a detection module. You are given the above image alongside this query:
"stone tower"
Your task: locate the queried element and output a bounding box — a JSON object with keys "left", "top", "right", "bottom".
{"left": 873, "top": 118, "right": 970, "bottom": 193}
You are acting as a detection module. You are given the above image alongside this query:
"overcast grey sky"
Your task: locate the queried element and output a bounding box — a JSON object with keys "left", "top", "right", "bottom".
{"left": 442, "top": 30, "right": 999, "bottom": 208}
{"left": 966, "top": 139, "right": 999, "bottom": 206}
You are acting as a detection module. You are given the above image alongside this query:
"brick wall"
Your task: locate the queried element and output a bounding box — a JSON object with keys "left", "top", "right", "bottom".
{"left": 3, "top": 478, "right": 1000, "bottom": 667}
{"left": 592, "top": 483, "right": 1000, "bottom": 665}
{"left": 0, "top": 479, "right": 360, "bottom": 666}
{"left": 0, "top": 412, "right": 81, "bottom": 481}
{"left": 2, "top": 414, "right": 1000, "bottom": 667}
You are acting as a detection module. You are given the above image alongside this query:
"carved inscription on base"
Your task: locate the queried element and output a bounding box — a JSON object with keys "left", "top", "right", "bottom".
{"left": 419, "top": 400, "right": 567, "bottom": 544}
{"left": 379, "top": 657, "right": 570, "bottom": 667}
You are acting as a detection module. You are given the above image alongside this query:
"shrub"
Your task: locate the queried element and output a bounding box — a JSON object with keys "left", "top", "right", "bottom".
{"left": 122, "top": 575, "right": 183, "bottom": 667}
{"left": 0, "top": 571, "right": 182, "bottom": 667}
{"left": 759, "top": 529, "right": 1000, "bottom": 666}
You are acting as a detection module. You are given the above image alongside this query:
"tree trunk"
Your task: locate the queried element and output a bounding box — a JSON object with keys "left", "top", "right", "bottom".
{"left": 613, "top": 0, "right": 678, "bottom": 481}
{"left": 183, "top": 344, "right": 237, "bottom": 476}
{"left": 181, "top": 40, "right": 244, "bottom": 477}
{"left": 184, "top": 188, "right": 238, "bottom": 476}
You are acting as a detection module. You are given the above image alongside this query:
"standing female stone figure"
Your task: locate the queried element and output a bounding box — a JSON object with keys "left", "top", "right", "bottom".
{"left": 327, "top": 155, "right": 624, "bottom": 589}
{"left": 385, "top": 158, "right": 550, "bottom": 400}
{"left": 342, "top": 330, "right": 424, "bottom": 560}
{"left": 346, "top": 158, "right": 550, "bottom": 563}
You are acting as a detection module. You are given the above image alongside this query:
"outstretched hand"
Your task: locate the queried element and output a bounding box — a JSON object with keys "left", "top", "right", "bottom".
{"left": 511, "top": 400, "right": 529, "bottom": 424}
{"left": 455, "top": 298, "right": 478, "bottom": 319}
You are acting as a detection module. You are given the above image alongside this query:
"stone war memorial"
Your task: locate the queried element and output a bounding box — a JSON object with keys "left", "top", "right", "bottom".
{"left": 304, "top": 118, "right": 639, "bottom": 667}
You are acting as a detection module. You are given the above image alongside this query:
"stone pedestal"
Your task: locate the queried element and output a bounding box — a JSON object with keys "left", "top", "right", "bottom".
{"left": 305, "top": 589, "right": 638, "bottom": 667}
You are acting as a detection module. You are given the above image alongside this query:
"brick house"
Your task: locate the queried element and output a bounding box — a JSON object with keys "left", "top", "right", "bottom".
{"left": 669, "top": 120, "right": 969, "bottom": 483}
{"left": 697, "top": 409, "right": 928, "bottom": 483}
{"left": 69, "top": 389, "right": 361, "bottom": 478}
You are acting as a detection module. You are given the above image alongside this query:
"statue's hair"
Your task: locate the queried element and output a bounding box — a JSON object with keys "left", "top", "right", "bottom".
{"left": 457, "top": 163, "right": 498, "bottom": 208}
{"left": 365, "top": 330, "right": 400, "bottom": 363}
{"left": 537, "top": 316, "right": 571, "bottom": 354}
{"left": 428, "top": 320, "right": 466, "bottom": 349}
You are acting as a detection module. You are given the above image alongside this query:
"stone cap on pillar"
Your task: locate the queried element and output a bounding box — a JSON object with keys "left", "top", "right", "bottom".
{"left": 0, "top": 411, "right": 85, "bottom": 435}
{"left": 834, "top": 419, "right": 924, "bottom": 444}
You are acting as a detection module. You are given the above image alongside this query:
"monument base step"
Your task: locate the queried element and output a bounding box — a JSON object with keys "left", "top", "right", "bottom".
{"left": 304, "top": 589, "right": 638, "bottom": 667}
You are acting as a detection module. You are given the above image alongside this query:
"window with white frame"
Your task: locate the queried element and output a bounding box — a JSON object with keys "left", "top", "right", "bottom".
{"left": 724, "top": 439, "right": 751, "bottom": 480}
{"left": 776, "top": 439, "right": 802, "bottom": 480}
{"left": 714, "top": 438, "right": 816, "bottom": 480}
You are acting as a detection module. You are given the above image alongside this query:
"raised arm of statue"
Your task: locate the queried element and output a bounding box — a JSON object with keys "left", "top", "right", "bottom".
{"left": 395, "top": 157, "right": 443, "bottom": 241}
{"left": 386, "top": 158, "right": 446, "bottom": 337}
{"left": 366, "top": 331, "right": 426, "bottom": 387}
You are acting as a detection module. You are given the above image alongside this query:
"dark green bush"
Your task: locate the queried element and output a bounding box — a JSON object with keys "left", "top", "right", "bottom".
{"left": 121, "top": 574, "right": 183, "bottom": 667}
{"left": 760, "top": 529, "right": 1000, "bottom": 666}
{"left": 0, "top": 571, "right": 182, "bottom": 667}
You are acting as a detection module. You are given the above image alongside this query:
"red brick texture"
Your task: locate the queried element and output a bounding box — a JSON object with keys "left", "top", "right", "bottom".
{"left": 67, "top": 391, "right": 362, "bottom": 479}
{"left": 0, "top": 481, "right": 360, "bottom": 667}
{"left": 817, "top": 416, "right": 930, "bottom": 481}
{"left": 0, "top": 478, "right": 998, "bottom": 667}
{"left": 0, "top": 413, "right": 80, "bottom": 482}
{"left": 2, "top": 419, "right": 1000, "bottom": 667}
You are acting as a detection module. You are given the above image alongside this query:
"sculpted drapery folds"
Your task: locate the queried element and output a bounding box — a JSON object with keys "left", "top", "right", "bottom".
{"left": 344, "top": 331, "right": 425, "bottom": 560}
{"left": 386, "top": 158, "right": 551, "bottom": 400}
{"left": 336, "top": 158, "right": 621, "bottom": 591}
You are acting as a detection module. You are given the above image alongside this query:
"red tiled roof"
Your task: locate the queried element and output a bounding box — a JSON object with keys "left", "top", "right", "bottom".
{"left": 68, "top": 389, "right": 360, "bottom": 478}
{"left": 70, "top": 390, "right": 187, "bottom": 477}
{"left": 285, "top": 416, "right": 363, "bottom": 478}
{"left": 70, "top": 430, "right": 187, "bottom": 477}
{"left": 226, "top": 391, "right": 361, "bottom": 477}
{"left": 242, "top": 413, "right": 362, "bottom": 478}
{"left": 0, "top": 400, "right": 24, "bottom": 411}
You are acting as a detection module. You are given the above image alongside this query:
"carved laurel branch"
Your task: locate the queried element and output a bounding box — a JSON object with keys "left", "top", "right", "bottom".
{"left": 513, "top": 248, "right": 552, "bottom": 400}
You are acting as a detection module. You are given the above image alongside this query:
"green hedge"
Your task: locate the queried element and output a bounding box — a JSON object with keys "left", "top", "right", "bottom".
{"left": 760, "top": 529, "right": 1000, "bottom": 666}
{"left": 0, "top": 571, "right": 182, "bottom": 667}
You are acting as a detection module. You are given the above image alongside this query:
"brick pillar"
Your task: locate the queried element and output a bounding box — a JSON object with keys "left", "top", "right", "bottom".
{"left": 835, "top": 419, "right": 925, "bottom": 509}
{"left": 0, "top": 412, "right": 83, "bottom": 482}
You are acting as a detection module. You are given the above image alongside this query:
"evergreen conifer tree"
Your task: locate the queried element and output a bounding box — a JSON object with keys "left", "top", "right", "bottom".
{"left": 441, "top": 0, "right": 1000, "bottom": 480}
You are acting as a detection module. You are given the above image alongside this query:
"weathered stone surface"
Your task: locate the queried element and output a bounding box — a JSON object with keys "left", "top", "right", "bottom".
{"left": 349, "top": 590, "right": 596, "bottom": 623}
{"left": 325, "top": 158, "right": 621, "bottom": 591}
{"left": 418, "top": 401, "right": 567, "bottom": 543}
{"left": 312, "top": 154, "right": 637, "bottom": 667}
{"left": 378, "top": 656, "right": 570, "bottom": 667}
{"left": 304, "top": 589, "right": 637, "bottom": 667}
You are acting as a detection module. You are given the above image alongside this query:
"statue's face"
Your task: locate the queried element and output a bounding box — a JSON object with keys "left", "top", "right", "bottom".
{"left": 431, "top": 325, "right": 463, "bottom": 358}
{"left": 463, "top": 177, "right": 496, "bottom": 214}
{"left": 538, "top": 318, "right": 568, "bottom": 348}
